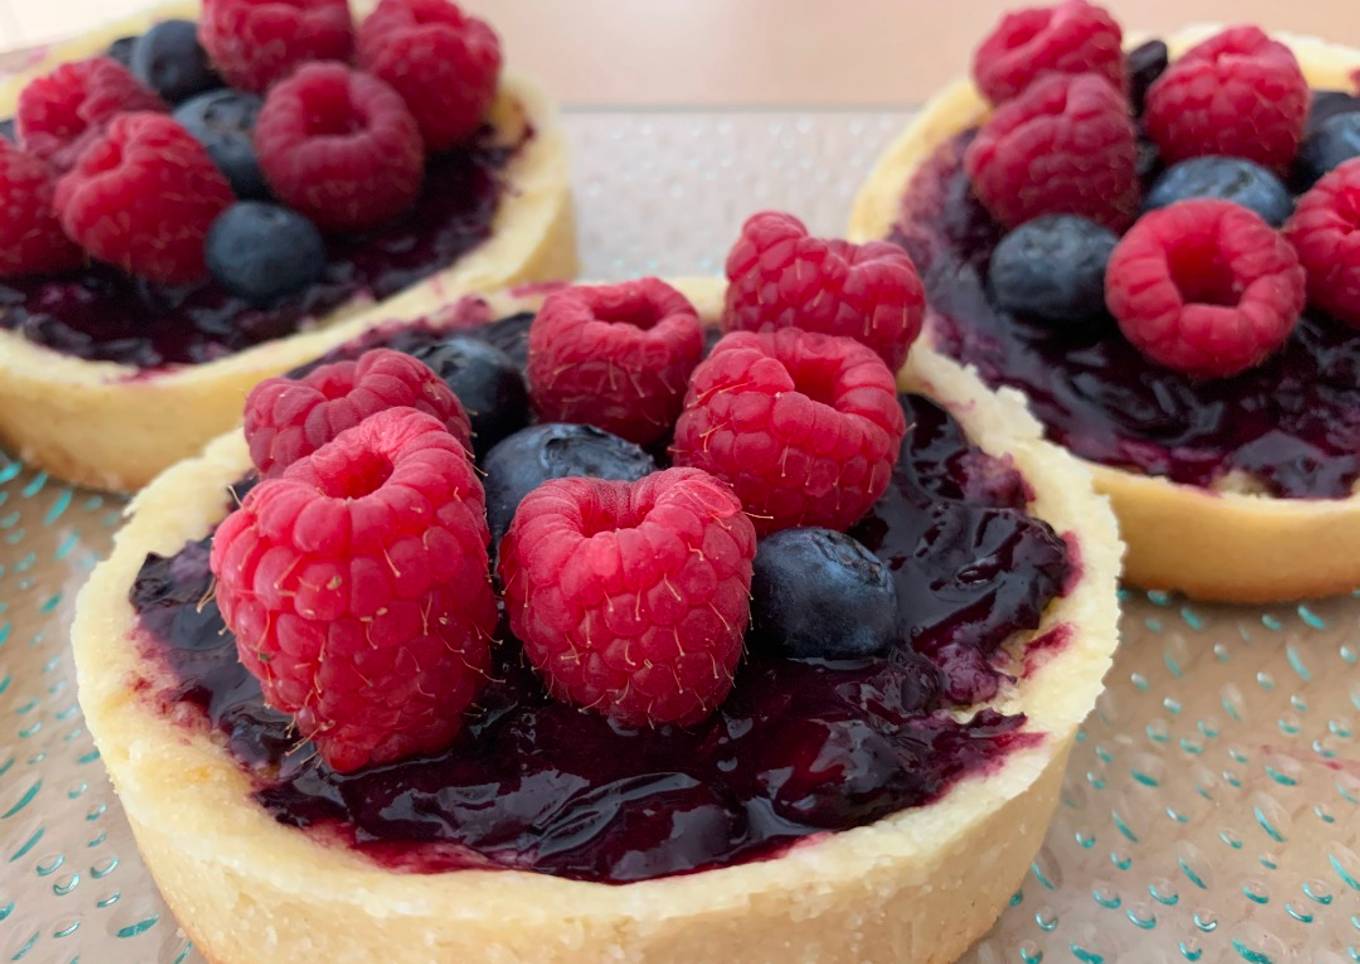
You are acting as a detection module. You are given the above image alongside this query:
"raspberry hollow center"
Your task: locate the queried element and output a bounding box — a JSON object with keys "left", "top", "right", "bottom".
{"left": 323, "top": 450, "right": 393, "bottom": 499}
{"left": 1167, "top": 236, "right": 1241, "bottom": 308}
{"left": 786, "top": 356, "right": 844, "bottom": 408}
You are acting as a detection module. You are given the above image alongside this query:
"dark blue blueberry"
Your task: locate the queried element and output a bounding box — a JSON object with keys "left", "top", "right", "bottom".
{"left": 205, "top": 202, "right": 327, "bottom": 306}
{"left": 1145, "top": 156, "right": 1294, "bottom": 225}
{"left": 1127, "top": 39, "right": 1168, "bottom": 114}
{"left": 1308, "top": 90, "right": 1360, "bottom": 135}
{"left": 131, "top": 20, "right": 219, "bottom": 103}
{"left": 0, "top": 118, "right": 14, "bottom": 143}
{"left": 174, "top": 89, "right": 267, "bottom": 198}
{"left": 1135, "top": 135, "right": 1161, "bottom": 185}
{"left": 482, "top": 424, "right": 656, "bottom": 543}
{"left": 404, "top": 336, "right": 530, "bottom": 457}
{"left": 987, "top": 215, "right": 1117, "bottom": 326}
{"left": 748, "top": 527, "right": 897, "bottom": 659}
{"left": 475, "top": 311, "right": 534, "bottom": 369}
{"left": 106, "top": 34, "right": 138, "bottom": 68}
{"left": 1297, "top": 113, "right": 1360, "bottom": 190}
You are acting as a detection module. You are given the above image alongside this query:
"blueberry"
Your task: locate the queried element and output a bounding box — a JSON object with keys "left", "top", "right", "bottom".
{"left": 1308, "top": 90, "right": 1360, "bottom": 135}
{"left": 131, "top": 20, "right": 219, "bottom": 103}
{"left": 0, "top": 118, "right": 13, "bottom": 144}
{"left": 482, "top": 424, "right": 656, "bottom": 543}
{"left": 475, "top": 311, "right": 534, "bottom": 369}
{"left": 404, "top": 336, "right": 531, "bottom": 457}
{"left": 988, "top": 215, "right": 1117, "bottom": 326}
{"left": 1297, "top": 113, "right": 1360, "bottom": 189}
{"left": 1127, "top": 39, "right": 1168, "bottom": 114}
{"left": 748, "top": 528, "right": 897, "bottom": 659}
{"left": 106, "top": 34, "right": 138, "bottom": 68}
{"left": 174, "top": 89, "right": 267, "bottom": 198}
{"left": 206, "top": 202, "right": 327, "bottom": 305}
{"left": 1145, "top": 156, "right": 1294, "bottom": 226}
{"left": 1135, "top": 136, "right": 1161, "bottom": 185}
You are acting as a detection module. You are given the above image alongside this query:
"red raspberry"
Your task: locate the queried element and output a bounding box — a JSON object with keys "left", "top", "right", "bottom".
{"left": 244, "top": 347, "right": 472, "bottom": 477}
{"left": 15, "top": 56, "right": 165, "bottom": 170}
{"left": 199, "top": 0, "right": 354, "bottom": 93}
{"left": 211, "top": 407, "right": 496, "bottom": 773}
{"left": 0, "top": 143, "right": 83, "bottom": 278}
{"left": 357, "top": 0, "right": 501, "bottom": 151}
{"left": 1285, "top": 158, "right": 1360, "bottom": 328}
{"left": 1144, "top": 26, "right": 1308, "bottom": 174}
{"left": 526, "top": 279, "right": 703, "bottom": 446}
{"left": 254, "top": 63, "right": 424, "bottom": 232}
{"left": 971, "top": 0, "right": 1125, "bottom": 105}
{"left": 722, "top": 211, "right": 925, "bottom": 371}
{"left": 671, "top": 328, "right": 905, "bottom": 535}
{"left": 1105, "top": 200, "right": 1305, "bottom": 378}
{"left": 497, "top": 467, "right": 756, "bottom": 727}
{"left": 53, "top": 112, "right": 232, "bottom": 284}
{"left": 965, "top": 71, "right": 1139, "bottom": 231}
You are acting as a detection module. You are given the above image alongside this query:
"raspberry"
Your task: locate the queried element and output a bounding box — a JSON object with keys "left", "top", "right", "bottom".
{"left": 15, "top": 56, "right": 165, "bottom": 170}
{"left": 254, "top": 63, "right": 424, "bottom": 232}
{"left": 210, "top": 407, "right": 497, "bottom": 773}
{"left": 0, "top": 143, "right": 83, "bottom": 278}
{"left": 244, "top": 347, "right": 472, "bottom": 477}
{"left": 671, "top": 328, "right": 905, "bottom": 535}
{"left": 722, "top": 211, "right": 925, "bottom": 371}
{"left": 971, "top": 0, "right": 1125, "bottom": 105}
{"left": 1284, "top": 158, "right": 1360, "bottom": 327}
{"left": 1105, "top": 199, "right": 1305, "bottom": 378}
{"left": 1144, "top": 26, "right": 1308, "bottom": 174}
{"left": 497, "top": 467, "right": 756, "bottom": 727}
{"left": 965, "top": 72, "right": 1139, "bottom": 231}
{"left": 526, "top": 279, "right": 704, "bottom": 446}
{"left": 53, "top": 112, "right": 232, "bottom": 284}
{"left": 357, "top": 0, "right": 501, "bottom": 151}
{"left": 199, "top": 0, "right": 354, "bottom": 93}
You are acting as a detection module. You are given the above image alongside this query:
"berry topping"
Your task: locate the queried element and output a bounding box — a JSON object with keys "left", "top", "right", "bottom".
{"left": 672, "top": 328, "right": 906, "bottom": 535}
{"left": 988, "top": 214, "right": 1117, "bottom": 326}
{"left": 0, "top": 143, "right": 83, "bottom": 278}
{"left": 497, "top": 467, "right": 757, "bottom": 727}
{"left": 172, "top": 88, "right": 266, "bottom": 198}
{"left": 964, "top": 71, "right": 1139, "bottom": 231}
{"left": 1284, "top": 158, "right": 1360, "bottom": 328}
{"left": 971, "top": 0, "right": 1124, "bottom": 105}
{"left": 749, "top": 527, "right": 897, "bottom": 659}
{"left": 210, "top": 407, "right": 497, "bottom": 773}
{"left": 106, "top": 35, "right": 138, "bottom": 68}
{"left": 254, "top": 63, "right": 424, "bottom": 232}
{"left": 722, "top": 211, "right": 925, "bottom": 370}
{"left": 53, "top": 112, "right": 232, "bottom": 284}
{"left": 0, "top": 119, "right": 13, "bottom": 143}
{"left": 1126, "top": 38, "right": 1169, "bottom": 114}
{"left": 206, "top": 201, "right": 327, "bottom": 305}
{"left": 482, "top": 423, "right": 656, "bottom": 544}
{"left": 130, "top": 19, "right": 220, "bottom": 104}
{"left": 1145, "top": 156, "right": 1294, "bottom": 227}
{"left": 357, "top": 0, "right": 502, "bottom": 151}
{"left": 527, "top": 279, "right": 704, "bottom": 445}
{"left": 1105, "top": 199, "right": 1305, "bottom": 377}
{"left": 1144, "top": 26, "right": 1308, "bottom": 174}
{"left": 244, "top": 347, "right": 472, "bottom": 477}
{"left": 1296, "top": 113, "right": 1360, "bottom": 190}
{"left": 199, "top": 0, "right": 354, "bottom": 93}
{"left": 16, "top": 56, "right": 165, "bottom": 170}
{"left": 404, "top": 335, "right": 529, "bottom": 457}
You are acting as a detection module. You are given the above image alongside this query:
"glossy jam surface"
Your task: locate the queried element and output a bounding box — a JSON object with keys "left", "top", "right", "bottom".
{"left": 0, "top": 141, "right": 512, "bottom": 370}
{"left": 131, "top": 328, "right": 1071, "bottom": 882}
{"left": 891, "top": 131, "right": 1360, "bottom": 499}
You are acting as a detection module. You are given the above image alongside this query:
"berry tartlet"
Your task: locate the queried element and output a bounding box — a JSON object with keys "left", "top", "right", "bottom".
{"left": 73, "top": 265, "right": 1120, "bottom": 963}
{"left": 850, "top": 6, "right": 1360, "bottom": 601}
{"left": 0, "top": 0, "right": 573, "bottom": 492}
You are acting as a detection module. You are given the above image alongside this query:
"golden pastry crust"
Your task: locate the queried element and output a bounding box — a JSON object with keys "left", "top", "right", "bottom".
{"left": 0, "top": 2, "right": 575, "bottom": 493}
{"left": 849, "top": 28, "right": 1360, "bottom": 602}
{"left": 73, "top": 277, "right": 1121, "bottom": 964}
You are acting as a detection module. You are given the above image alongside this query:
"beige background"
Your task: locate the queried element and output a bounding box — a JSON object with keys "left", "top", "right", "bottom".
{"left": 1, "top": 0, "right": 1357, "bottom": 106}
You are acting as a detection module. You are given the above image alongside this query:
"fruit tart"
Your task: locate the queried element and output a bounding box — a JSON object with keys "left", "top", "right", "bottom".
{"left": 0, "top": 0, "right": 573, "bottom": 492}
{"left": 74, "top": 247, "right": 1121, "bottom": 963}
{"left": 850, "top": 2, "right": 1360, "bottom": 601}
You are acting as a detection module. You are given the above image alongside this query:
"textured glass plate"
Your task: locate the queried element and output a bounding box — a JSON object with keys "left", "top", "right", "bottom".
{"left": 0, "top": 111, "right": 1357, "bottom": 964}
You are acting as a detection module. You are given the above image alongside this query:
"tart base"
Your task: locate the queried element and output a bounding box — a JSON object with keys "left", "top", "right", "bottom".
{"left": 73, "top": 278, "right": 1120, "bottom": 963}
{"left": 0, "top": 2, "right": 576, "bottom": 493}
{"left": 848, "top": 28, "right": 1360, "bottom": 603}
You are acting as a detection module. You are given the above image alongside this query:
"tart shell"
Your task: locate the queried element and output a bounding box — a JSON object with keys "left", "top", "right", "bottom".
{"left": 73, "top": 278, "right": 1121, "bottom": 963}
{"left": 0, "top": 2, "right": 576, "bottom": 493}
{"left": 849, "top": 28, "right": 1360, "bottom": 603}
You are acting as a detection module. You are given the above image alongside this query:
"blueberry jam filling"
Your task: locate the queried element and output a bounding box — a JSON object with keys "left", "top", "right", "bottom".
{"left": 890, "top": 129, "right": 1360, "bottom": 499}
{"left": 131, "top": 387, "right": 1069, "bottom": 884}
{"left": 0, "top": 138, "right": 515, "bottom": 369}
